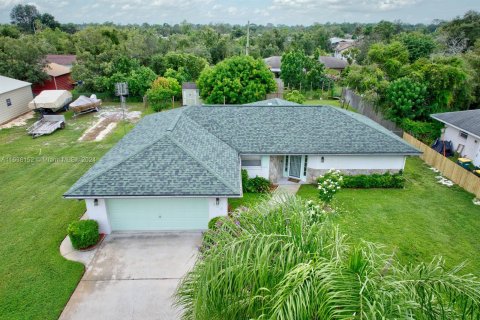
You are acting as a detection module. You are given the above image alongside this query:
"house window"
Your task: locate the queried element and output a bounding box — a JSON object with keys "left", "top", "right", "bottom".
{"left": 460, "top": 131, "right": 468, "bottom": 139}
{"left": 241, "top": 156, "right": 261, "bottom": 167}
{"left": 285, "top": 155, "right": 289, "bottom": 171}
{"left": 303, "top": 155, "right": 308, "bottom": 176}
{"left": 6, "top": 98, "right": 12, "bottom": 107}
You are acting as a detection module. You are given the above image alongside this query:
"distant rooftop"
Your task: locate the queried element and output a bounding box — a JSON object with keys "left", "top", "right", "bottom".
{"left": 182, "top": 82, "right": 197, "bottom": 89}
{"left": 45, "top": 55, "right": 77, "bottom": 66}
{"left": 319, "top": 56, "right": 348, "bottom": 70}
{"left": 45, "top": 63, "right": 71, "bottom": 77}
{"left": 431, "top": 109, "right": 480, "bottom": 138}
{"left": 244, "top": 98, "right": 299, "bottom": 106}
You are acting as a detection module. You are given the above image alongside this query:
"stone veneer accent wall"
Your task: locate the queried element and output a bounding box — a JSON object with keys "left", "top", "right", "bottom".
{"left": 269, "top": 156, "right": 283, "bottom": 183}
{"left": 306, "top": 168, "right": 401, "bottom": 183}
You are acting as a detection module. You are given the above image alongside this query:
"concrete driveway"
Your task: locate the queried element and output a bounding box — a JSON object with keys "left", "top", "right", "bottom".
{"left": 60, "top": 232, "right": 202, "bottom": 320}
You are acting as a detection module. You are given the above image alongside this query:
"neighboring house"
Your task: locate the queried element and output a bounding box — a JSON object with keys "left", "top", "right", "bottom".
{"left": 45, "top": 54, "right": 77, "bottom": 68}
{"left": 431, "top": 109, "right": 480, "bottom": 166}
{"left": 334, "top": 41, "right": 357, "bottom": 60}
{"left": 263, "top": 56, "right": 281, "bottom": 78}
{"left": 32, "top": 63, "right": 74, "bottom": 95}
{"left": 0, "top": 75, "right": 33, "bottom": 125}
{"left": 182, "top": 82, "right": 200, "bottom": 106}
{"left": 65, "top": 103, "right": 420, "bottom": 234}
{"left": 318, "top": 56, "right": 348, "bottom": 72}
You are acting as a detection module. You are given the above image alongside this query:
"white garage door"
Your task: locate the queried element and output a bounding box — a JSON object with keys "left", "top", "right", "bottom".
{"left": 106, "top": 198, "right": 209, "bottom": 231}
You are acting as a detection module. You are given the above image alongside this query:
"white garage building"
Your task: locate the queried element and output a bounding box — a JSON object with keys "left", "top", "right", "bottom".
{"left": 0, "top": 75, "right": 33, "bottom": 125}
{"left": 65, "top": 101, "right": 420, "bottom": 234}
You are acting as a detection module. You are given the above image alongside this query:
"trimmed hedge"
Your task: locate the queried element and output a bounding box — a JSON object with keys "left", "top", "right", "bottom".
{"left": 341, "top": 172, "right": 405, "bottom": 189}
{"left": 67, "top": 220, "right": 99, "bottom": 250}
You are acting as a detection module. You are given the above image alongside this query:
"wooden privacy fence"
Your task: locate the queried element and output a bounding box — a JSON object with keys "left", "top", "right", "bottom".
{"left": 404, "top": 132, "right": 480, "bottom": 198}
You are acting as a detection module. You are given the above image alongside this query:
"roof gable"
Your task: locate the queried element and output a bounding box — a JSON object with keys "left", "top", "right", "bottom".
{"left": 431, "top": 110, "right": 480, "bottom": 138}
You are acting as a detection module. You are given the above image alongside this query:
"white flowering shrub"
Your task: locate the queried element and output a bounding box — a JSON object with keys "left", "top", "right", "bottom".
{"left": 317, "top": 169, "right": 343, "bottom": 203}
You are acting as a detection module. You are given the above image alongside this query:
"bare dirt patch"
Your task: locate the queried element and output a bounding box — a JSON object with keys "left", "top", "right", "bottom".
{"left": 0, "top": 112, "right": 35, "bottom": 130}
{"left": 79, "top": 106, "right": 141, "bottom": 142}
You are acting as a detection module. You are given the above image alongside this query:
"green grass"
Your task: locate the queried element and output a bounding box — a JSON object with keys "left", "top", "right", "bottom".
{"left": 297, "top": 157, "right": 480, "bottom": 274}
{"left": 0, "top": 103, "right": 144, "bottom": 320}
{"left": 229, "top": 193, "right": 266, "bottom": 211}
{"left": 304, "top": 99, "right": 341, "bottom": 107}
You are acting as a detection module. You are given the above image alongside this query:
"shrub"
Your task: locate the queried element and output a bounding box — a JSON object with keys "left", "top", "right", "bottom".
{"left": 67, "top": 220, "right": 99, "bottom": 250}
{"left": 208, "top": 216, "right": 225, "bottom": 230}
{"left": 284, "top": 90, "right": 306, "bottom": 104}
{"left": 241, "top": 169, "right": 271, "bottom": 193}
{"left": 241, "top": 169, "right": 249, "bottom": 193}
{"left": 246, "top": 176, "right": 270, "bottom": 193}
{"left": 401, "top": 118, "right": 442, "bottom": 145}
{"left": 342, "top": 172, "right": 405, "bottom": 189}
{"left": 317, "top": 169, "right": 343, "bottom": 203}
{"left": 146, "top": 76, "right": 181, "bottom": 112}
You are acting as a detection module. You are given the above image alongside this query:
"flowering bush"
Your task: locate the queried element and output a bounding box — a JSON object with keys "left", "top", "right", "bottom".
{"left": 317, "top": 169, "right": 343, "bottom": 203}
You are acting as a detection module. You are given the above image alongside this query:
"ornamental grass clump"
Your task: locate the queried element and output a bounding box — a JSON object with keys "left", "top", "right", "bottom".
{"left": 317, "top": 169, "right": 343, "bottom": 203}
{"left": 175, "top": 196, "right": 480, "bottom": 320}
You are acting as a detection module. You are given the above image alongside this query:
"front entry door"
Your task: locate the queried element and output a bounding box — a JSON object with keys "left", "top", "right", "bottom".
{"left": 289, "top": 155, "right": 302, "bottom": 178}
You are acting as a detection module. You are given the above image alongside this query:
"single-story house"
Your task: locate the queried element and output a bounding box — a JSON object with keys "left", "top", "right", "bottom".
{"left": 431, "top": 109, "right": 480, "bottom": 166}
{"left": 0, "top": 75, "right": 33, "bottom": 125}
{"left": 263, "top": 56, "right": 281, "bottom": 78}
{"left": 45, "top": 54, "right": 77, "bottom": 67}
{"left": 32, "top": 63, "right": 74, "bottom": 95}
{"left": 182, "top": 82, "right": 200, "bottom": 106}
{"left": 318, "top": 56, "right": 348, "bottom": 72}
{"left": 64, "top": 103, "right": 420, "bottom": 234}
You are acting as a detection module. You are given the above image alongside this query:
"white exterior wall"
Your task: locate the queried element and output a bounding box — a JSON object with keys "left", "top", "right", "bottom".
{"left": 242, "top": 155, "right": 270, "bottom": 179}
{"left": 443, "top": 125, "right": 480, "bottom": 166}
{"left": 208, "top": 197, "right": 228, "bottom": 220}
{"left": 85, "top": 198, "right": 111, "bottom": 234}
{"left": 308, "top": 155, "right": 406, "bottom": 170}
{"left": 0, "top": 86, "right": 33, "bottom": 125}
{"left": 182, "top": 89, "right": 200, "bottom": 106}
{"left": 85, "top": 197, "right": 228, "bottom": 234}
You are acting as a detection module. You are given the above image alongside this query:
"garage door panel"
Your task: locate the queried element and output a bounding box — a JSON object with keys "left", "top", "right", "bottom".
{"left": 107, "top": 198, "right": 208, "bottom": 231}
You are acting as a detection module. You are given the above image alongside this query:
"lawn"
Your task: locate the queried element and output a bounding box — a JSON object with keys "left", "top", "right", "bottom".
{"left": 297, "top": 157, "right": 480, "bottom": 275}
{"left": 0, "top": 103, "right": 144, "bottom": 320}
{"left": 304, "top": 98, "right": 342, "bottom": 107}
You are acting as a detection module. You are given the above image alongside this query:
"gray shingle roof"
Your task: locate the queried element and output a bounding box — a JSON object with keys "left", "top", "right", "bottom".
{"left": 65, "top": 105, "right": 420, "bottom": 198}
{"left": 431, "top": 109, "right": 480, "bottom": 138}
{"left": 189, "top": 105, "right": 420, "bottom": 155}
{"left": 244, "top": 98, "right": 300, "bottom": 106}
{"left": 318, "top": 56, "right": 348, "bottom": 70}
{"left": 263, "top": 56, "right": 281, "bottom": 70}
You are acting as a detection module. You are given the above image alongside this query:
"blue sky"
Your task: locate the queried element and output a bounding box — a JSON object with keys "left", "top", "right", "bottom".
{"left": 0, "top": 0, "right": 479, "bottom": 25}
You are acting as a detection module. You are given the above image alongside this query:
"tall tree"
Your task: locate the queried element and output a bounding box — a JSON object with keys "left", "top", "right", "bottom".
{"left": 0, "top": 35, "right": 48, "bottom": 83}
{"left": 197, "top": 55, "right": 276, "bottom": 104}
{"left": 10, "top": 4, "right": 39, "bottom": 33}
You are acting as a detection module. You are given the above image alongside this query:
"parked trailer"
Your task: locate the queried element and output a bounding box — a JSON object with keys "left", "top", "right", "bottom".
{"left": 27, "top": 115, "right": 65, "bottom": 138}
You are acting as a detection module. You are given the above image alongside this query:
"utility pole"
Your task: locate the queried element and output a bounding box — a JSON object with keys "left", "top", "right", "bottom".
{"left": 246, "top": 20, "right": 250, "bottom": 56}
